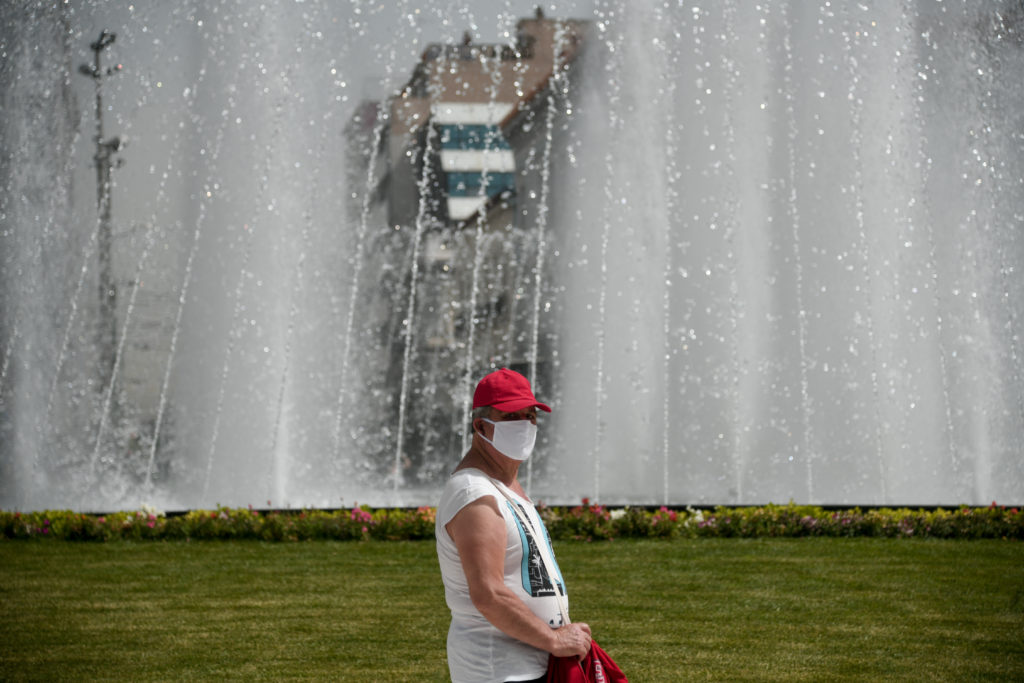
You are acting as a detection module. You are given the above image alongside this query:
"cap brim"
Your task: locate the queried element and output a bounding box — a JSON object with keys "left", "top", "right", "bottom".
{"left": 491, "top": 398, "right": 552, "bottom": 413}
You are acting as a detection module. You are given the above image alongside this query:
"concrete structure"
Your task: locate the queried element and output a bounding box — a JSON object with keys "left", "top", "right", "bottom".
{"left": 345, "top": 13, "right": 590, "bottom": 486}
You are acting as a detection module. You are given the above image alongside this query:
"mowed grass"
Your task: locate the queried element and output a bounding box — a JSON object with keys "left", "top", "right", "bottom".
{"left": 570, "top": 539, "right": 1024, "bottom": 682}
{"left": 1, "top": 539, "right": 1021, "bottom": 682}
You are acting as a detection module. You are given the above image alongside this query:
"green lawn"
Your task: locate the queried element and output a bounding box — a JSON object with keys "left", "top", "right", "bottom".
{"left": 1, "top": 539, "right": 1021, "bottom": 681}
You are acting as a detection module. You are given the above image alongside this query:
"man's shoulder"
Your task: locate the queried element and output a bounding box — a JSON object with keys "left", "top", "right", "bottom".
{"left": 445, "top": 469, "right": 500, "bottom": 501}
{"left": 446, "top": 466, "right": 492, "bottom": 488}
{"left": 438, "top": 469, "right": 506, "bottom": 525}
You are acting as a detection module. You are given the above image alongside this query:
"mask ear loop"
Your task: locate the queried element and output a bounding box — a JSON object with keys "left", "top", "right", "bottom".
{"left": 473, "top": 415, "right": 494, "bottom": 439}
{"left": 476, "top": 418, "right": 498, "bottom": 450}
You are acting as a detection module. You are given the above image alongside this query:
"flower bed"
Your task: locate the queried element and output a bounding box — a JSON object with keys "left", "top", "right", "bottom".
{"left": 541, "top": 500, "right": 1024, "bottom": 541}
{"left": 1, "top": 502, "right": 1020, "bottom": 542}
{"left": 0, "top": 504, "right": 437, "bottom": 542}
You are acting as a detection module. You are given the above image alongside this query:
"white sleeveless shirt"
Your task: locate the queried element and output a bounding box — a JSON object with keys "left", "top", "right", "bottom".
{"left": 436, "top": 468, "right": 568, "bottom": 683}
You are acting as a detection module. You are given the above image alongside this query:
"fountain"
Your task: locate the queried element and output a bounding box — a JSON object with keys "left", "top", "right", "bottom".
{"left": 0, "top": 1, "right": 1021, "bottom": 512}
{"left": 552, "top": 1, "right": 1024, "bottom": 506}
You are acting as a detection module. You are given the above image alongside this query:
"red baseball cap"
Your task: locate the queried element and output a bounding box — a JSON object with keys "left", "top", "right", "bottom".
{"left": 472, "top": 368, "right": 552, "bottom": 413}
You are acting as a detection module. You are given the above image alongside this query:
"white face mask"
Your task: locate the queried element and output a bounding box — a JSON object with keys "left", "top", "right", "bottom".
{"left": 479, "top": 418, "right": 537, "bottom": 461}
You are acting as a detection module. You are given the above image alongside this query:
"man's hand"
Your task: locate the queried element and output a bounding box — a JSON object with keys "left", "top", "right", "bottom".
{"left": 551, "top": 622, "right": 592, "bottom": 659}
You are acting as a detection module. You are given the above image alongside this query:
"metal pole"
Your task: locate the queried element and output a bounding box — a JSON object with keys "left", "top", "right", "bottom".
{"left": 81, "top": 31, "right": 121, "bottom": 399}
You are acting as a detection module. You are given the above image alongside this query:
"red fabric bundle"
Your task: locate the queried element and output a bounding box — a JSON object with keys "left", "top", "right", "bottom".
{"left": 546, "top": 640, "right": 627, "bottom": 682}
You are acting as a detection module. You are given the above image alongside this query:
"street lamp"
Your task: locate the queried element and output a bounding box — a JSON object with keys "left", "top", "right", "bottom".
{"left": 79, "top": 30, "right": 123, "bottom": 396}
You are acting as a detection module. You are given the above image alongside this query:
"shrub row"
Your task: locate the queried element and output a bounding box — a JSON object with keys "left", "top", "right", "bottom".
{"left": 0, "top": 505, "right": 436, "bottom": 542}
{"left": 1, "top": 502, "right": 1020, "bottom": 542}
{"left": 540, "top": 500, "right": 1023, "bottom": 541}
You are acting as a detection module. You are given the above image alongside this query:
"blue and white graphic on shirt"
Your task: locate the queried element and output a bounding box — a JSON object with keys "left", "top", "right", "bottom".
{"left": 505, "top": 500, "right": 565, "bottom": 606}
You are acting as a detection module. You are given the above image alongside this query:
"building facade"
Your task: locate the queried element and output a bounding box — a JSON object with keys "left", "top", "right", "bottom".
{"left": 344, "top": 13, "right": 590, "bottom": 488}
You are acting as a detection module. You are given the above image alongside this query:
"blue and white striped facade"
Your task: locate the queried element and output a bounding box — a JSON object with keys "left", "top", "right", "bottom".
{"left": 432, "top": 102, "right": 516, "bottom": 221}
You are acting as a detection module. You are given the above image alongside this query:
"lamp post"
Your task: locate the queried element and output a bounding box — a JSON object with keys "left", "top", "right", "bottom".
{"left": 79, "top": 30, "right": 123, "bottom": 397}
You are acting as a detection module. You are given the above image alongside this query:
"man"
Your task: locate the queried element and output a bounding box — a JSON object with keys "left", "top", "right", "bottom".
{"left": 436, "top": 368, "right": 592, "bottom": 682}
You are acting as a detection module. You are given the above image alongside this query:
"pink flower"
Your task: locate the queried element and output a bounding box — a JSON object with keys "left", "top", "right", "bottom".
{"left": 350, "top": 508, "right": 372, "bottom": 523}
{"left": 147, "top": 521, "right": 155, "bottom": 528}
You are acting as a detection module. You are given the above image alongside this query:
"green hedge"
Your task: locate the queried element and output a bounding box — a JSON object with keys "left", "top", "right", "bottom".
{"left": 0, "top": 505, "right": 437, "bottom": 543}
{"left": 541, "top": 500, "right": 1024, "bottom": 541}
{"left": 1, "top": 502, "right": 1021, "bottom": 542}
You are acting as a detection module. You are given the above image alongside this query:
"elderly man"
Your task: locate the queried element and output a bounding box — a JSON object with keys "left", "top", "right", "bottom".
{"left": 435, "top": 368, "right": 592, "bottom": 683}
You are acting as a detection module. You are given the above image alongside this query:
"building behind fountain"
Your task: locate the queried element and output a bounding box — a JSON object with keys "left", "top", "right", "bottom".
{"left": 343, "top": 12, "right": 590, "bottom": 489}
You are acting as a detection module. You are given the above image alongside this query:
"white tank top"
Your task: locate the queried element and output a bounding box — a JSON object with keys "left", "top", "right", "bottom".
{"left": 436, "top": 468, "right": 568, "bottom": 683}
